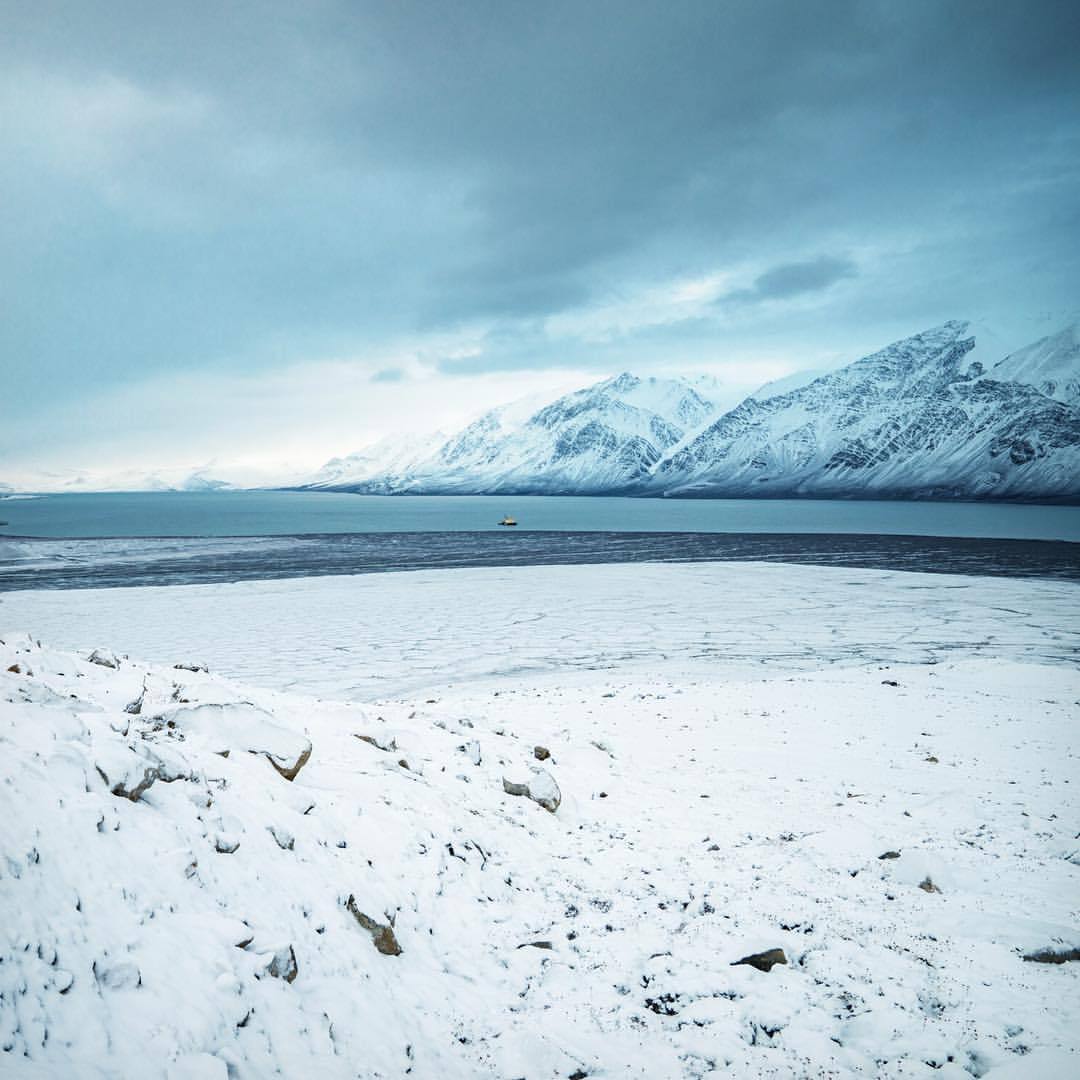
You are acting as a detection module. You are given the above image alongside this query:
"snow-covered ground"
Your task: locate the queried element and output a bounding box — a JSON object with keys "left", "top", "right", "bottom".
{"left": 2, "top": 562, "right": 1078, "bottom": 1078}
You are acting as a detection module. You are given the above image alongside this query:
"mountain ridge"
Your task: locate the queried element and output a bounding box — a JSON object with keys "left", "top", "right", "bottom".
{"left": 314, "top": 320, "right": 1080, "bottom": 502}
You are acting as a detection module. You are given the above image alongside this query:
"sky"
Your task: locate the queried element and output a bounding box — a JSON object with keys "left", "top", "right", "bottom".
{"left": 2, "top": 0, "right": 1078, "bottom": 485}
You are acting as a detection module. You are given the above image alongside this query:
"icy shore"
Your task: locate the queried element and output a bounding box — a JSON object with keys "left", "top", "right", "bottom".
{"left": 1, "top": 563, "right": 1078, "bottom": 1077}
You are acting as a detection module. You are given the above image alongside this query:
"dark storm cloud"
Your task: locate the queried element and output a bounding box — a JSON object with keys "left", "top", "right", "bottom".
{"left": 2, "top": 0, "right": 1079, "bottom": 445}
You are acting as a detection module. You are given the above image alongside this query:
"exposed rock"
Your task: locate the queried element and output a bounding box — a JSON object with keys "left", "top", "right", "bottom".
{"left": 645, "top": 992, "right": 681, "bottom": 1015}
{"left": 502, "top": 768, "right": 561, "bottom": 813}
{"left": 878, "top": 851, "right": 902, "bottom": 860}
{"left": 268, "top": 825, "right": 295, "bottom": 851}
{"left": 1022, "top": 946, "right": 1080, "bottom": 964}
{"left": 124, "top": 680, "right": 147, "bottom": 715}
{"left": 881, "top": 680, "right": 899, "bottom": 687}
{"left": 516, "top": 940, "right": 554, "bottom": 950}
{"left": 918, "top": 877, "right": 942, "bottom": 894}
{"left": 6, "top": 663, "right": 22, "bottom": 674}
{"left": 88, "top": 648, "right": 120, "bottom": 669}
{"left": 925, "top": 755, "right": 939, "bottom": 764}
{"left": 95, "top": 747, "right": 165, "bottom": 802}
{"left": 534, "top": 745, "right": 551, "bottom": 761}
{"left": 174, "top": 661, "right": 209, "bottom": 673}
{"left": 214, "top": 834, "right": 240, "bottom": 854}
{"left": 268, "top": 742, "right": 311, "bottom": 782}
{"left": 732, "top": 948, "right": 788, "bottom": 972}
{"left": 345, "top": 894, "right": 402, "bottom": 956}
{"left": 267, "top": 944, "right": 298, "bottom": 983}
{"left": 355, "top": 732, "right": 397, "bottom": 752}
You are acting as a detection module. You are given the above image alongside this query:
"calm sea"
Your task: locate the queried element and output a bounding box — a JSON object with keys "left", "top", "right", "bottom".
{"left": 2, "top": 491, "right": 1079, "bottom": 541}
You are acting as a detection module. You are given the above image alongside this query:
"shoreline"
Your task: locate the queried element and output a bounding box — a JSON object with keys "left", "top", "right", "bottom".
{"left": 3, "top": 530, "right": 1079, "bottom": 591}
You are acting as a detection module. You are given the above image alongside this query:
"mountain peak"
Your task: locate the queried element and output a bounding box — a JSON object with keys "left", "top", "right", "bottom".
{"left": 990, "top": 320, "right": 1080, "bottom": 403}
{"left": 602, "top": 372, "right": 641, "bottom": 394}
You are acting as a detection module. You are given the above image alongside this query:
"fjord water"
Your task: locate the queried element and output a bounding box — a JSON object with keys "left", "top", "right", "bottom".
{"left": 1, "top": 490, "right": 1078, "bottom": 540}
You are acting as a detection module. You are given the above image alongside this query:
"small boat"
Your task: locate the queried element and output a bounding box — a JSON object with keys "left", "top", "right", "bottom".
{"left": 498, "top": 515, "right": 517, "bottom": 527}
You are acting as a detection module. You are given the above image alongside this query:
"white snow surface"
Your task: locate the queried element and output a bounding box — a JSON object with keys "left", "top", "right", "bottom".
{"left": 305, "top": 431, "right": 449, "bottom": 490}
{"left": 1, "top": 562, "right": 1078, "bottom": 1078}
{"left": 990, "top": 322, "right": 1080, "bottom": 404}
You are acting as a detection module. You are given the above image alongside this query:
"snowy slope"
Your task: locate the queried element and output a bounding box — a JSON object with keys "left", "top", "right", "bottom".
{"left": 305, "top": 431, "right": 447, "bottom": 491}
{"left": 329, "top": 374, "right": 720, "bottom": 495}
{"left": 990, "top": 322, "right": 1080, "bottom": 404}
{"left": 649, "top": 321, "right": 1080, "bottom": 500}
{"left": 2, "top": 562, "right": 1079, "bottom": 1077}
{"left": 749, "top": 367, "right": 828, "bottom": 401}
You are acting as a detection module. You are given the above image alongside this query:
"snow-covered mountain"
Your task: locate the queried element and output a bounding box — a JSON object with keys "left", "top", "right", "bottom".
{"left": 648, "top": 321, "right": 1080, "bottom": 500}
{"left": 315, "top": 374, "right": 721, "bottom": 495}
{"left": 315, "top": 322, "right": 1080, "bottom": 501}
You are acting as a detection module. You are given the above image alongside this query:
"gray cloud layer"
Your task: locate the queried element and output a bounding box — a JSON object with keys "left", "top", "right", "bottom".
{"left": 724, "top": 256, "right": 860, "bottom": 305}
{"left": 2, "top": 1, "right": 1078, "bottom": 468}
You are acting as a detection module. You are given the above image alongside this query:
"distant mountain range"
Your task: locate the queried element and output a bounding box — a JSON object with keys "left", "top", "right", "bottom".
{"left": 306, "top": 320, "right": 1080, "bottom": 502}
{"left": 6, "top": 320, "right": 1077, "bottom": 501}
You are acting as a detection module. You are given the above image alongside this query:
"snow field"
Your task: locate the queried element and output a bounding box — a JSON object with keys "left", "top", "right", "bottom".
{"left": 1, "top": 562, "right": 1078, "bottom": 1077}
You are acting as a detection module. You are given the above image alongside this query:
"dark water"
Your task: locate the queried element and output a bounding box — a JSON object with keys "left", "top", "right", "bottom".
{"left": 1, "top": 531, "right": 1077, "bottom": 591}
{"left": 2, "top": 491, "right": 1079, "bottom": 540}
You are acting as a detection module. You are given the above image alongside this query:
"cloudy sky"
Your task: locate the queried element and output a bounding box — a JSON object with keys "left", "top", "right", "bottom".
{"left": 3, "top": 0, "right": 1078, "bottom": 483}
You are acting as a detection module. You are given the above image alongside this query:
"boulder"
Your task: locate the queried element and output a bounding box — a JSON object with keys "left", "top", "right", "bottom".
{"left": 267, "top": 944, "right": 298, "bottom": 983}
{"left": 732, "top": 948, "right": 787, "bottom": 972}
{"left": 163, "top": 703, "right": 311, "bottom": 781}
{"left": 503, "top": 767, "right": 561, "bottom": 813}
